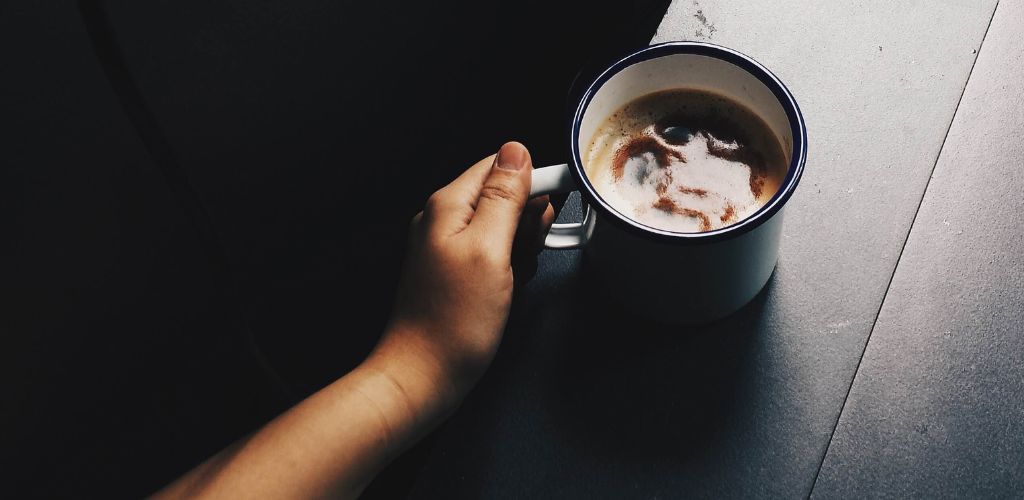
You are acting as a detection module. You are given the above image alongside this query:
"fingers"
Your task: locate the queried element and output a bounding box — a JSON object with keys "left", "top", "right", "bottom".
{"left": 421, "top": 142, "right": 536, "bottom": 253}
{"left": 536, "top": 201, "right": 555, "bottom": 248}
{"left": 445, "top": 154, "right": 497, "bottom": 199}
{"left": 513, "top": 196, "right": 553, "bottom": 256}
{"left": 422, "top": 155, "right": 495, "bottom": 237}
{"left": 511, "top": 195, "right": 554, "bottom": 283}
{"left": 468, "top": 142, "right": 533, "bottom": 252}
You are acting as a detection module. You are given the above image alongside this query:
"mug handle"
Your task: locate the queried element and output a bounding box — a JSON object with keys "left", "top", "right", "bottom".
{"left": 529, "top": 164, "right": 595, "bottom": 249}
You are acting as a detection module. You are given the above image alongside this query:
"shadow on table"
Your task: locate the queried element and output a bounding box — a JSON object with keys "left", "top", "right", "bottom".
{"left": 541, "top": 264, "right": 776, "bottom": 462}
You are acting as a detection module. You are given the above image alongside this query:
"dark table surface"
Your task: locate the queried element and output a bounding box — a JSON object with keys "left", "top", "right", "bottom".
{"left": 3, "top": 0, "right": 1022, "bottom": 498}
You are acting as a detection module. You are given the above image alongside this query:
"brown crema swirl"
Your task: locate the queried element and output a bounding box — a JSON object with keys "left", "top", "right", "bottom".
{"left": 585, "top": 89, "right": 787, "bottom": 233}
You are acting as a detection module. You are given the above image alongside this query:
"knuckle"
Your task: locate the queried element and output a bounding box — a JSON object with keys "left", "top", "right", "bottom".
{"left": 479, "top": 182, "right": 520, "bottom": 204}
{"left": 424, "top": 191, "right": 446, "bottom": 213}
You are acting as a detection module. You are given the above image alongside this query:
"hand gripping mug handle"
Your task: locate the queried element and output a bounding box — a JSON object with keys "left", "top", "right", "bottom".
{"left": 529, "top": 164, "right": 596, "bottom": 249}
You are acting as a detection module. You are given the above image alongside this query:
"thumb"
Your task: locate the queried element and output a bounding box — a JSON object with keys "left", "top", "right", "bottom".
{"left": 469, "top": 141, "right": 533, "bottom": 252}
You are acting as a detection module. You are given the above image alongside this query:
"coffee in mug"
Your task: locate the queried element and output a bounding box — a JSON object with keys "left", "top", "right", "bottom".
{"left": 583, "top": 89, "right": 787, "bottom": 233}
{"left": 528, "top": 42, "right": 807, "bottom": 324}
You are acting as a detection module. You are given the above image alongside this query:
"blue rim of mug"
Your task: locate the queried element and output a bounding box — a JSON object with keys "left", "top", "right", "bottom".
{"left": 570, "top": 41, "right": 807, "bottom": 244}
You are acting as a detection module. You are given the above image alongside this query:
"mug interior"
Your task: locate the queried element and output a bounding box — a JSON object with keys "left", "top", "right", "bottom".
{"left": 573, "top": 43, "right": 804, "bottom": 241}
{"left": 578, "top": 53, "right": 794, "bottom": 164}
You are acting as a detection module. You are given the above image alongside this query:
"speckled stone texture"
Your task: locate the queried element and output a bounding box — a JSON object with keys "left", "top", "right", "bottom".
{"left": 813, "top": 1, "right": 1024, "bottom": 497}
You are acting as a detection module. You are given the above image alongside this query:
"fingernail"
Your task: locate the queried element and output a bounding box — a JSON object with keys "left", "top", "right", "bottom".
{"left": 495, "top": 142, "right": 528, "bottom": 171}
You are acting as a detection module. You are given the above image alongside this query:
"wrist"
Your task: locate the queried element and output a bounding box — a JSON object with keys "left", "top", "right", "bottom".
{"left": 365, "top": 325, "right": 468, "bottom": 418}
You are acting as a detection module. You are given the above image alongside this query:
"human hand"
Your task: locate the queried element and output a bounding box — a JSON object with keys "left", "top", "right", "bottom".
{"left": 154, "top": 143, "right": 554, "bottom": 500}
{"left": 373, "top": 142, "right": 554, "bottom": 401}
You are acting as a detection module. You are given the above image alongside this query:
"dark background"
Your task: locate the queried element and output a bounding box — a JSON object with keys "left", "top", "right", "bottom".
{"left": 1, "top": 1, "right": 669, "bottom": 497}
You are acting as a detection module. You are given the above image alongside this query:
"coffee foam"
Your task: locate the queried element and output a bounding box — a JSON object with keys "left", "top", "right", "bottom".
{"left": 584, "top": 90, "right": 786, "bottom": 233}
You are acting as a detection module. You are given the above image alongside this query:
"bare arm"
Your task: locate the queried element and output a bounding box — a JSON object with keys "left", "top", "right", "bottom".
{"left": 153, "top": 142, "right": 553, "bottom": 499}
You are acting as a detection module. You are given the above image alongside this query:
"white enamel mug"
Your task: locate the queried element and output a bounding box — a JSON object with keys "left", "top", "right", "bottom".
{"left": 531, "top": 41, "right": 807, "bottom": 325}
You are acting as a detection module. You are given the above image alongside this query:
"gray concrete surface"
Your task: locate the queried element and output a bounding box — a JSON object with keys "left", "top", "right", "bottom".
{"left": 409, "top": 0, "right": 1009, "bottom": 498}
{"left": 812, "top": 0, "right": 1024, "bottom": 496}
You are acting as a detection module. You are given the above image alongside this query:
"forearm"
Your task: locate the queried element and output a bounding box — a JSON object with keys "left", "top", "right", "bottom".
{"left": 154, "top": 328, "right": 462, "bottom": 499}
{"left": 154, "top": 142, "right": 543, "bottom": 499}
